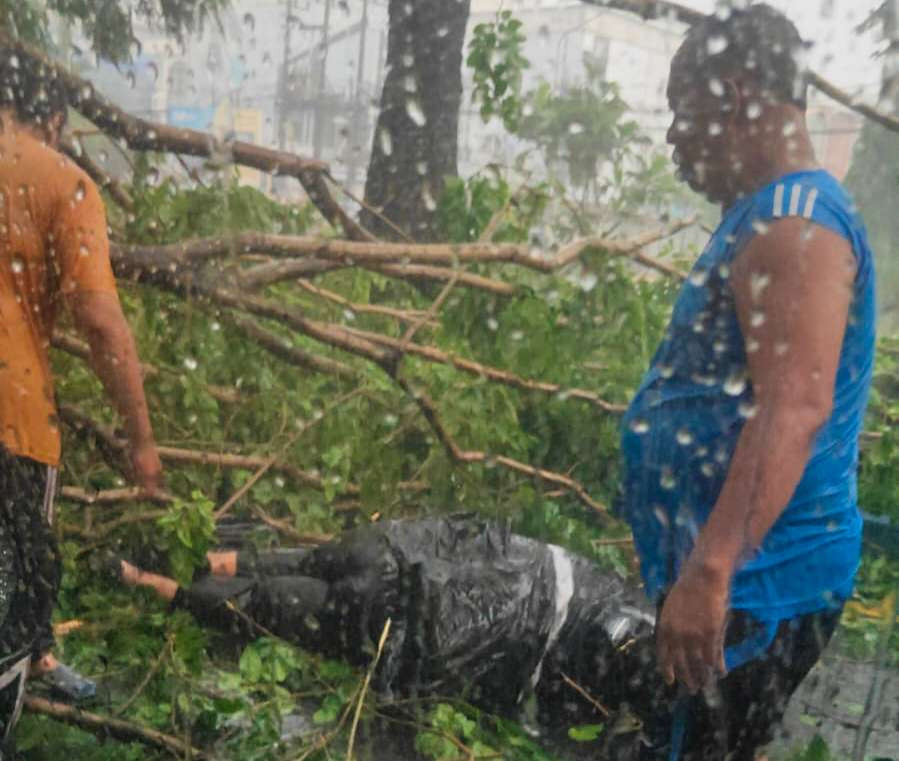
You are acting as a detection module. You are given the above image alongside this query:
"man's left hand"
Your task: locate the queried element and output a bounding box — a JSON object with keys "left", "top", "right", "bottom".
{"left": 657, "top": 563, "right": 729, "bottom": 693}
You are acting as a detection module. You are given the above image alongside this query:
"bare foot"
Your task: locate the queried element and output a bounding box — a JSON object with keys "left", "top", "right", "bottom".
{"left": 30, "top": 652, "right": 59, "bottom": 677}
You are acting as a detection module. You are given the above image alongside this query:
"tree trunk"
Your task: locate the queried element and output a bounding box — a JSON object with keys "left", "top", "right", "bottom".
{"left": 362, "top": 0, "right": 471, "bottom": 241}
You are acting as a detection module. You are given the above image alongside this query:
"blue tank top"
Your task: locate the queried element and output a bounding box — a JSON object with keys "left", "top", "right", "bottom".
{"left": 619, "top": 169, "right": 876, "bottom": 623}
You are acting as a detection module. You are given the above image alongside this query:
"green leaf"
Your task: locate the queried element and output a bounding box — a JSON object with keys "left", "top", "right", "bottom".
{"left": 567, "top": 723, "right": 604, "bottom": 742}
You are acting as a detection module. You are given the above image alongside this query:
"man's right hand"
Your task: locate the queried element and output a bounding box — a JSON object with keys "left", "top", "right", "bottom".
{"left": 131, "top": 442, "right": 163, "bottom": 497}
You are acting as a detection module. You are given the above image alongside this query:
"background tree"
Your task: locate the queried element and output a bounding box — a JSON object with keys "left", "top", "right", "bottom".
{"left": 1, "top": 0, "right": 229, "bottom": 62}
{"left": 361, "top": 0, "right": 471, "bottom": 241}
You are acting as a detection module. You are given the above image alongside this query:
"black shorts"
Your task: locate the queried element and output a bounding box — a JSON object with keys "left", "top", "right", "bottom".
{"left": 0, "top": 448, "right": 61, "bottom": 661}
{"left": 636, "top": 607, "right": 842, "bottom": 761}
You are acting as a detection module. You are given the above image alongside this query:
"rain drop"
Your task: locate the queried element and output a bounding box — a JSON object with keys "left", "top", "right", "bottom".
{"left": 243, "top": 12, "right": 255, "bottom": 32}
{"left": 723, "top": 369, "right": 747, "bottom": 396}
{"left": 10, "top": 256, "right": 24, "bottom": 275}
{"left": 578, "top": 271, "right": 598, "bottom": 292}
{"left": 707, "top": 35, "right": 729, "bottom": 55}
{"left": 708, "top": 122, "right": 723, "bottom": 137}
{"left": 183, "top": 357, "right": 198, "bottom": 371}
{"left": 568, "top": 122, "right": 585, "bottom": 135}
{"left": 487, "top": 317, "right": 499, "bottom": 331}
{"left": 688, "top": 268, "right": 709, "bottom": 287}
{"left": 738, "top": 401, "right": 758, "bottom": 419}
{"left": 708, "top": 78, "right": 725, "bottom": 97}
{"left": 405, "top": 98, "right": 427, "bottom": 127}
{"left": 746, "top": 101, "right": 762, "bottom": 120}
{"left": 750, "top": 311, "right": 765, "bottom": 328}
{"left": 629, "top": 418, "right": 650, "bottom": 435}
{"left": 660, "top": 468, "right": 676, "bottom": 490}
{"left": 73, "top": 181, "right": 86, "bottom": 203}
{"left": 378, "top": 128, "right": 393, "bottom": 157}
{"left": 750, "top": 271, "right": 770, "bottom": 302}
{"left": 421, "top": 186, "right": 437, "bottom": 212}
{"left": 751, "top": 219, "right": 770, "bottom": 236}
{"left": 675, "top": 428, "right": 694, "bottom": 446}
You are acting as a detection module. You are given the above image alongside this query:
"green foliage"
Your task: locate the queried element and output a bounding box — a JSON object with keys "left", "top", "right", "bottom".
{"left": 784, "top": 735, "right": 836, "bottom": 761}
{"left": 860, "top": 337, "right": 899, "bottom": 523}
{"left": 467, "top": 10, "right": 530, "bottom": 132}
{"left": 437, "top": 171, "right": 551, "bottom": 243}
{"left": 518, "top": 65, "right": 639, "bottom": 192}
{"left": 157, "top": 491, "right": 217, "bottom": 585}
{"left": 414, "top": 703, "right": 499, "bottom": 760}
{"left": 567, "top": 723, "right": 604, "bottom": 742}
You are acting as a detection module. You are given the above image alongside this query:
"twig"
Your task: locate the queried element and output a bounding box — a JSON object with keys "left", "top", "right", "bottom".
{"left": 398, "top": 269, "right": 460, "bottom": 350}
{"left": 23, "top": 695, "right": 206, "bottom": 758}
{"left": 227, "top": 314, "right": 359, "bottom": 381}
{"left": 248, "top": 504, "right": 333, "bottom": 545}
{"left": 393, "top": 378, "right": 609, "bottom": 518}
{"left": 115, "top": 636, "right": 172, "bottom": 716}
{"left": 60, "top": 486, "right": 174, "bottom": 505}
{"left": 324, "top": 171, "right": 414, "bottom": 243}
{"left": 214, "top": 387, "right": 364, "bottom": 520}
{"left": 297, "top": 280, "right": 438, "bottom": 327}
{"left": 346, "top": 619, "right": 391, "bottom": 761}
{"left": 368, "top": 263, "right": 516, "bottom": 295}
{"left": 343, "top": 325, "right": 626, "bottom": 413}
{"left": 561, "top": 672, "right": 611, "bottom": 718}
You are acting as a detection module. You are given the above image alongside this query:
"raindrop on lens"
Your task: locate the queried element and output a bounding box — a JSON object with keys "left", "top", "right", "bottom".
{"left": 707, "top": 35, "right": 729, "bottom": 55}
{"left": 676, "top": 428, "right": 693, "bottom": 446}
{"left": 738, "top": 401, "right": 758, "bottom": 419}
{"left": 405, "top": 98, "right": 426, "bottom": 127}
{"left": 688, "top": 268, "right": 709, "bottom": 287}
{"left": 660, "top": 469, "right": 676, "bottom": 490}
{"left": 629, "top": 418, "right": 650, "bottom": 435}
{"left": 378, "top": 127, "right": 393, "bottom": 156}
{"left": 723, "top": 369, "right": 747, "bottom": 396}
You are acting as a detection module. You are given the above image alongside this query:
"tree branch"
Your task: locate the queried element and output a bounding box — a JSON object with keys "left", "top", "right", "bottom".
{"left": 806, "top": 71, "right": 899, "bottom": 134}
{"left": 59, "top": 136, "right": 134, "bottom": 211}
{"left": 115, "top": 219, "right": 692, "bottom": 278}
{"left": 60, "top": 486, "right": 173, "bottom": 504}
{"left": 226, "top": 314, "right": 360, "bottom": 380}
{"left": 343, "top": 325, "right": 626, "bottom": 413}
{"left": 394, "top": 377, "right": 609, "bottom": 518}
{"left": 23, "top": 696, "right": 206, "bottom": 759}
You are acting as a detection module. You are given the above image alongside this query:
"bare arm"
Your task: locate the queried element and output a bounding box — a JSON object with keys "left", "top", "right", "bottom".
{"left": 69, "top": 290, "right": 162, "bottom": 494}
{"left": 657, "top": 218, "right": 855, "bottom": 691}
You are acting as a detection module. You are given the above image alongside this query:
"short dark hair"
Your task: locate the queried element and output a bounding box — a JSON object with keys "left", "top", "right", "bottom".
{"left": 0, "top": 44, "right": 68, "bottom": 129}
{"left": 670, "top": 3, "right": 809, "bottom": 110}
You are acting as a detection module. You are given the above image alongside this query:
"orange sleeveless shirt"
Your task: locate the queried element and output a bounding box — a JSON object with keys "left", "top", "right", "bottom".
{"left": 0, "top": 121, "right": 117, "bottom": 466}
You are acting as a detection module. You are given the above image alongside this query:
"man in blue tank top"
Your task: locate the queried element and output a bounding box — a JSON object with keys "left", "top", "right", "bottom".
{"left": 619, "top": 5, "right": 876, "bottom": 759}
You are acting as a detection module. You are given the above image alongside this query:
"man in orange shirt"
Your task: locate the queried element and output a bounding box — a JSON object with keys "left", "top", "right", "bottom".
{"left": 0, "top": 47, "right": 161, "bottom": 720}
